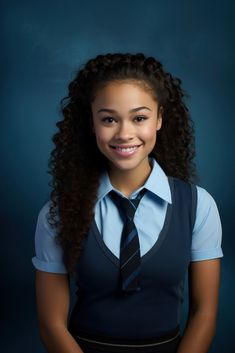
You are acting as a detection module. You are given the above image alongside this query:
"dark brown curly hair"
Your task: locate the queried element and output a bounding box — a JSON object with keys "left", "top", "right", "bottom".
{"left": 47, "top": 53, "right": 197, "bottom": 273}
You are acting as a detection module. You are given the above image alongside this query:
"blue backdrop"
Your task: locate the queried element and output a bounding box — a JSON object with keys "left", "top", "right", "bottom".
{"left": 1, "top": 0, "right": 234, "bottom": 352}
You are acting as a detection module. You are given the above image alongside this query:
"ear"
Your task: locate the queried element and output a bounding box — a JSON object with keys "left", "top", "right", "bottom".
{"left": 156, "top": 106, "right": 163, "bottom": 131}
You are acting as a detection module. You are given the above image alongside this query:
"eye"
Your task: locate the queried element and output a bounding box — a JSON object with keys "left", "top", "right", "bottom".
{"left": 134, "top": 116, "right": 147, "bottom": 122}
{"left": 101, "top": 117, "right": 116, "bottom": 124}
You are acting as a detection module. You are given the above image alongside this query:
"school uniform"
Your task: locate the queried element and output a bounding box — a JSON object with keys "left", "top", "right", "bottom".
{"left": 32, "top": 158, "right": 223, "bottom": 353}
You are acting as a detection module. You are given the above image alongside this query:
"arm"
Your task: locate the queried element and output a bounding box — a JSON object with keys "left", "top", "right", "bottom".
{"left": 35, "top": 270, "right": 83, "bottom": 353}
{"left": 177, "top": 259, "right": 221, "bottom": 353}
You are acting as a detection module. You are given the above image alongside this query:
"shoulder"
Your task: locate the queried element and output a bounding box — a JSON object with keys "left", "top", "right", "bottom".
{"left": 36, "top": 200, "right": 58, "bottom": 235}
{"left": 191, "top": 185, "right": 223, "bottom": 261}
{"left": 194, "top": 185, "right": 221, "bottom": 231}
{"left": 168, "top": 176, "right": 195, "bottom": 192}
{"left": 196, "top": 185, "right": 217, "bottom": 210}
{"left": 169, "top": 177, "right": 222, "bottom": 229}
{"left": 169, "top": 177, "right": 217, "bottom": 209}
{"left": 168, "top": 176, "right": 197, "bottom": 208}
{"left": 32, "top": 200, "right": 67, "bottom": 274}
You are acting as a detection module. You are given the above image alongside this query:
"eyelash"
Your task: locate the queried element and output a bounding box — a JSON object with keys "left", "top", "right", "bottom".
{"left": 101, "top": 116, "right": 147, "bottom": 124}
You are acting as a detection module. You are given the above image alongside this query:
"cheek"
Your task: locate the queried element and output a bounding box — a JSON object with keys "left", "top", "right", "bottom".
{"left": 140, "top": 126, "right": 157, "bottom": 142}
{"left": 94, "top": 127, "right": 111, "bottom": 144}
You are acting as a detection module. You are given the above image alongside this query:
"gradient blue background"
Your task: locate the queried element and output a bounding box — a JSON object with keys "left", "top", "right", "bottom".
{"left": 1, "top": 0, "right": 234, "bottom": 352}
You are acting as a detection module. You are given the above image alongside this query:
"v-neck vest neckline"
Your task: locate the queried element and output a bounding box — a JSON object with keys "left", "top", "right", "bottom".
{"left": 91, "top": 177, "right": 175, "bottom": 268}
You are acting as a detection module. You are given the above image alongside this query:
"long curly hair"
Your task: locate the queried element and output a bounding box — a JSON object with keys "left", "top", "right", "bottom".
{"left": 47, "top": 53, "right": 197, "bottom": 273}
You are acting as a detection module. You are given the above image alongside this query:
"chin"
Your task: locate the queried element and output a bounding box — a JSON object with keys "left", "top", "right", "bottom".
{"left": 109, "top": 159, "right": 144, "bottom": 172}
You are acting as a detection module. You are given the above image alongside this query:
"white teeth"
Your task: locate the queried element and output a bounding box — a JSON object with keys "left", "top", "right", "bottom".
{"left": 116, "top": 146, "right": 138, "bottom": 152}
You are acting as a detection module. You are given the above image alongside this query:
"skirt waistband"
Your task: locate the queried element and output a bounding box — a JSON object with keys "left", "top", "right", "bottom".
{"left": 73, "top": 326, "right": 180, "bottom": 348}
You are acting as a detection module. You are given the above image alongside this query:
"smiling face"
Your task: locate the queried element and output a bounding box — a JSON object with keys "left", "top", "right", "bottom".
{"left": 91, "top": 80, "right": 162, "bottom": 179}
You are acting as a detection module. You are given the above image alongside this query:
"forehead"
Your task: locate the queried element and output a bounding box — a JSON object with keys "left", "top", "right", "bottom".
{"left": 92, "top": 80, "right": 158, "bottom": 105}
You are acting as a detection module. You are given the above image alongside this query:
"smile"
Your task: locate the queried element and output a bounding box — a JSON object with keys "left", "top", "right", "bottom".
{"left": 110, "top": 144, "right": 142, "bottom": 156}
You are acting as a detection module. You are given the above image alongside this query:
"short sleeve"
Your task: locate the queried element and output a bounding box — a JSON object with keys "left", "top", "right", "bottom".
{"left": 191, "top": 186, "right": 223, "bottom": 261}
{"left": 31, "top": 201, "right": 68, "bottom": 273}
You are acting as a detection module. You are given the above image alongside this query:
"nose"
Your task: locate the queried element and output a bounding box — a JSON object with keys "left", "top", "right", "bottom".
{"left": 114, "top": 121, "right": 134, "bottom": 141}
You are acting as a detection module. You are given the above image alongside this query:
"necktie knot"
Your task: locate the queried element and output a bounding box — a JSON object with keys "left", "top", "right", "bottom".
{"left": 109, "top": 189, "right": 146, "bottom": 222}
{"left": 119, "top": 198, "right": 136, "bottom": 221}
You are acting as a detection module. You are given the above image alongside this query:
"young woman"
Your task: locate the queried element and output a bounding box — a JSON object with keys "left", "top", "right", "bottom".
{"left": 32, "top": 53, "right": 223, "bottom": 353}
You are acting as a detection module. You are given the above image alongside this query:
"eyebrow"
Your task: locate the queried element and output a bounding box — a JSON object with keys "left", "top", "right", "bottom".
{"left": 97, "top": 106, "right": 152, "bottom": 114}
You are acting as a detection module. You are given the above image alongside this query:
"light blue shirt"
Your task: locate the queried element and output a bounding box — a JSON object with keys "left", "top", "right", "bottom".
{"left": 32, "top": 158, "right": 223, "bottom": 273}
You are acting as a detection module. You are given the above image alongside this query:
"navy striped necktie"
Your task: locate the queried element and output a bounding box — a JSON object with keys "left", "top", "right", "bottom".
{"left": 109, "top": 188, "right": 146, "bottom": 293}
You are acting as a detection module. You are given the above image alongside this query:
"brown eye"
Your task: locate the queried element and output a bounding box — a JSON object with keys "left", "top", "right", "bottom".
{"left": 135, "top": 116, "right": 147, "bottom": 122}
{"left": 102, "top": 117, "right": 115, "bottom": 123}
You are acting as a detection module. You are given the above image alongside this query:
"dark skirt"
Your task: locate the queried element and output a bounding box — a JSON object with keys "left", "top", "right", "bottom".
{"left": 73, "top": 328, "right": 181, "bottom": 353}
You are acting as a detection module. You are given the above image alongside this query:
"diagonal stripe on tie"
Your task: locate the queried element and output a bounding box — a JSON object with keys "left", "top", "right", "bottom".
{"left": 121, "top": 255, "right": 140, "bottom": 282}
{"left": 120, "top": 248, "right": 140, "bottom": 269}
{"left": 121, "top": 246, "right": 140, "bottom": 270}
{"left": 122, "top": 267, "right": 141, "bottom": 290}
{"left": 120, "top": 234, "right": 139, "bottom": 263}
{"left": 120, "top": 228, "right": 137, "bottom": 249}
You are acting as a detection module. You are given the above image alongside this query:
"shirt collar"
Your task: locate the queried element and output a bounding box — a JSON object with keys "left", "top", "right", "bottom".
{"left": 97, "top": 158, "right": 172, "bottom": 204}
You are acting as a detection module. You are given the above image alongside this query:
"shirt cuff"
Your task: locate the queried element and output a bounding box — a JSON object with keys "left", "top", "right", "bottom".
{"left": 32, "top": 257, "right": 68, "bottom": 274}
{"left": 190, "top": 247, "right": 224, "bottom": 262}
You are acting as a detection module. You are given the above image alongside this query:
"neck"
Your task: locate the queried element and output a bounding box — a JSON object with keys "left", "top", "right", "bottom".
{"left": 108, "top": 160, "right": 152, "bottom": 197}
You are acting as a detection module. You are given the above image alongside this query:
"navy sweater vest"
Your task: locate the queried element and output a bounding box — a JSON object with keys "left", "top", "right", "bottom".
{"left": 69, "top": 177, "right": 197, "bottom": 339}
